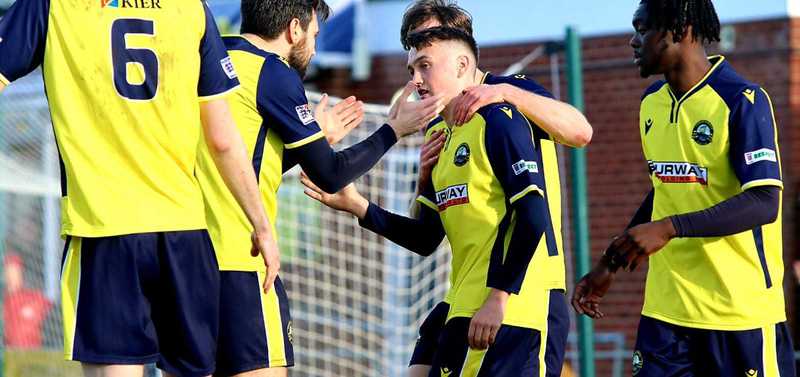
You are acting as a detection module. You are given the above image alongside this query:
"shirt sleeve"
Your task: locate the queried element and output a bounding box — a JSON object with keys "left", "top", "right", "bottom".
{"left": 728, "top": 86, "right": 782, "bottom": 190}
{"left": 256, "top": 58, "right": 324, "bottom": 148}
{"left": 486, "top": 74, "right": 555, "bottom": 141}
{"left": 197, "top": 2, "right": 239, "bottom": 100}
{"left": 488, "top": 74, "right": 554, "bottom": 100}
{"left": 0, "top": 0, "right": 49, "bottom": 85}
{"left": 483, "top": 105, "right": 546, "bottom": 204}
{"left": 358, "top": 201, "right": 445, "bottom": 257}
{"left": 415, "top": 175, "right": 438, "bottom": 213}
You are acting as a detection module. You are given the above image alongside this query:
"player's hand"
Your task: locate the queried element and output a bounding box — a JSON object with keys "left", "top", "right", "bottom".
{"left": 315, "top": 94, "right": 365, "bottom": 145}
{"left": 387, "top": 81, "right": 445, "bottom": 138}
{"left": 301, "top": 172, "right": 369, "bottom": 218}
{"left": 451, "top": 84, "right": 506, "bottom": 126}
{"left": 468, "top": 289, "right": 508, "bottom": 350}
{"left": 615, "top": 218, "right": 676, "bottom": 271}
{"left": 571, "top": 263, "right": 615, "bottom": 319}
{"left": 250, "top": 230, "right": 280, "bottom": 294}
{"left": 416, "top": 130, "right": 446, "bottom": 194}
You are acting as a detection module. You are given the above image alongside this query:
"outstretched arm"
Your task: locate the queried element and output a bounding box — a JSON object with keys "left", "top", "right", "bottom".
{"left": 450, "top": 77, "right": 592, "bottom": 147}
{"left": 301, "top": 175, "right": 445, "bottom": 256}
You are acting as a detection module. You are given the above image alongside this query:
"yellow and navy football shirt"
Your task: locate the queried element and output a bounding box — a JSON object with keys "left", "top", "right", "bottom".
{"left": 196, "top": 36, "right": 325, "bottom": 271}
{"left": 417, "top": 103, "right": 560, "bottom": 329}
{"left": 427, "top": 72, "right": 567, "bottom": 292}
{"left": 0, "top": 0, "right": 239, "bottom": 237}
{"left": 639, "top": 55, "right": 785, "bottom": 330}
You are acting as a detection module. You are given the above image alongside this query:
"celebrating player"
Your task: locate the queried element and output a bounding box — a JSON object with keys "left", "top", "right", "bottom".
{"left": 398, "top": 2, "right": 584, "bottom": 376}
{"left": 572, "top": 1, "right": 795, "bottom": 376}
{"left": 0, "top": 1, "right": 278, "bottom": 377}
{"left": 195, "top": 1, "right": 443, "bottom": 376}
{"left": 303, "top": 27, "right": 563, "bottom": 376}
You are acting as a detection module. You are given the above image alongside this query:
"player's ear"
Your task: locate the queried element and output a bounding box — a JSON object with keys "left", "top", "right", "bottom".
{"left": 288, "top": 17, "right": 303, "bottom": 44}
{"left": 456, "top": 54, "right": 469, "bottom": 78}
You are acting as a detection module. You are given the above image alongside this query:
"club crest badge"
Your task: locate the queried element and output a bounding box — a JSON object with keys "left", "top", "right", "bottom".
{"left": 692, "top": 121, "right": 714, "bottom": 145}
{"left": 632, "top": 350, "right": 643, "bottom": 375}
{"left": 454, "top": 143, "right": 470, "bottom": 166}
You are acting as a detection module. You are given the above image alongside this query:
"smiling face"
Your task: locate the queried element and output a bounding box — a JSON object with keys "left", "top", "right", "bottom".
{"left": 629, "top": 3, "right": 679, "bottom": 78}
{"left": 407, "top": 39, "right": 472, "bottom": 104}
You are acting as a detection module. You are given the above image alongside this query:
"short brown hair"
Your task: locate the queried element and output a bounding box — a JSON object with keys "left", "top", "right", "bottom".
{"left": 406, "top": 26, "right": 478, "bottom": 64}
{"left": 400, "top": 0, "right": 473, "bottom": 50}
{"left": 241, "top": 0, "right": 331, "bottom": 40}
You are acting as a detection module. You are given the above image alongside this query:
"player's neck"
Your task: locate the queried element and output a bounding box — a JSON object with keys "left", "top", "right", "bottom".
{"left": 442, "top": 73, "right": 484, "bottom": 125}
{"left": 664, "top": 48, "right": 711, "bottom": 98}
{"left": 242, "top": 33, "right": 291, "bottom": 61}
{"left": 473, "top": 68, "right": 485, "bottom": 84}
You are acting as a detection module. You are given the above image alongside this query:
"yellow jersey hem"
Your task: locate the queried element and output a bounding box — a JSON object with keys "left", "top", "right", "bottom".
{"left": 61, "top": 222, "right": 207, "bottom": 238}
{"left": 416, "top": 196, "right": 438, "bottom": 211}
{"left": 218, "top": 264, "right": 266, "bottom": 272}
{"left": 509, "top": 185, "right": 544, "bottom": 204}
{"left": 0, "top": 71, "right": 10, "bottom": 86}
{"left": 198, "top": 85, "right": 240, "bottom": 102}
{"left": 641, "top": 310, "right": 786, "bottom": 331}
{"left": 741, "top": 179, "right": 783, "bottom": 191}
{"left": 448, "top": 313, "right": 544, "bottom": 330}
{"left": 284, "top": 131, "right": 325, "bottom": 149}
{"left": 539, "top": 281, "right": 566, "bottom": 291}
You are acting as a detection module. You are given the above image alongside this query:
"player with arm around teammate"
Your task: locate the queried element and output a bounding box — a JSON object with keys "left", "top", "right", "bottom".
{"left": 397, "top": 2, "right": 577, "bottom": 376}
{"left": 304, "top": 27, "right": 567, "bottom": 377}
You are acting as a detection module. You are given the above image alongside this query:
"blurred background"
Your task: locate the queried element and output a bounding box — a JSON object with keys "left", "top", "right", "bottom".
{"left": 0, "top": 0, "right": 798, "bottom": 376}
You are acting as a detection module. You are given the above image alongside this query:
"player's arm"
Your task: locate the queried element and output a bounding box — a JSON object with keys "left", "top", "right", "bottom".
{"left": 280, "top": 95, "right": 365, "bottom": 173}
{"left": 200, "top": 100, "right": 272, "bottom": 234}
{"left": 267, "top": 74, "right": 440, "bottom": 192}
{"left": 469, "top": 106, "right": 550, "bottom": 350}
{"left": 301, "top": 176, "right": 446, "bottom": 256}
{"left": 198, "top": 2, "right": 279, "bottom": 292}
{"left": 483, "top": 108, "right": 550, "bottom": 295}
{"left": 0, "top": 0, "right": 49, "bottom": 91}
{"left": 452, "top": 77, "right": 592, "bottom": 147}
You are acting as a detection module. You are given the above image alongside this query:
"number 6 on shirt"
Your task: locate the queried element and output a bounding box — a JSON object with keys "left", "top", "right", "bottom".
{"left": 111, "top": 18, "right": 158, "bottom": 101}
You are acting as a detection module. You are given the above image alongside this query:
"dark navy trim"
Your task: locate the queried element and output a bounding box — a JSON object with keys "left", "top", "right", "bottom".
{"left": 668, "top": 90, "right": 677, "bottom": 124}
{"left": 641, "top": 80, "right": 666, "bottom": 100}
{"left": 752, "top": 226, "right": 772, "bottom": 289}
{"left": 275, "top": 277, "right": 294, "bottom": 365}
{"left": 487, "top": 205, "right": 515, "bottom": 286}
{"left": 671, "top": 57, "right": 726, "bottom": 122}
{"left": 251, "top": 121, "right": 269, "bottom": 182}
{"left": 532, "top": 136, "right": 559, "bottom": 257}
{"left": 60, "top": 235, "right": 72, "bottom": 272}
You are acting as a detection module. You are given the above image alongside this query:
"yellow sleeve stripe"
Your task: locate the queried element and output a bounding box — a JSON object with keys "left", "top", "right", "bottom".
{"left": 198, "top": 85, "right": 240, "bottom": 102}
{"left": 284, "top": 131, "right": 325, "bottom": 149}
{"left": 0, "top": 71, "right": 10, "bottom": 86}
{"left": 416, "top": 196, "right": 438, "bottom": 211}
{"left": 742, "top": 179, "right": 783, "bottom": 191}
{"left": 509, "top": 184, "right": 544, "bottom": 204}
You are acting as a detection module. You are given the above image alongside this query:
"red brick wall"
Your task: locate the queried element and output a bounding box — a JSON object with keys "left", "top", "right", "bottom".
{"left": 311, "top": 17, "right": 800, "bottom": 375}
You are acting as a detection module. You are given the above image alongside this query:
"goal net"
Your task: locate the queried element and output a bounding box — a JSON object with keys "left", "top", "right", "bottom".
{"left": 0, "top": 72, "right": 452, "bottom": 377}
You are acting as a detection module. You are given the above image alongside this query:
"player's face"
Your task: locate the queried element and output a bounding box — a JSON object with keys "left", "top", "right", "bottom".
{"left": 630, "top": 4, "right": 675, "bottom": 78}
{"left": 407, "top": 41, "right": 463, "bottom": 103}
{"left": 289, "top": 10, "right": 320, "bottom": 78}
